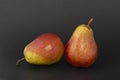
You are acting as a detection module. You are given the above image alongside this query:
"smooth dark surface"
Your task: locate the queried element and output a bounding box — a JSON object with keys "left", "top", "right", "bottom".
{"left": 0, "top": 0, "right": 120, "bottom": 80}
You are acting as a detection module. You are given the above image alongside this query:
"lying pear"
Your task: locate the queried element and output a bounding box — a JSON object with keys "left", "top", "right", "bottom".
{"left": 16, "top": 33, "right": 64, "bottom": 65}
{"left": 65, "top": 18, "right": 98, "bottom": 67}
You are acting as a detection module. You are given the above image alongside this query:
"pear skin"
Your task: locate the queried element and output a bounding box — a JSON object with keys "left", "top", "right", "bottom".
{"left": 65, "top": 18, "right": 98, "bottom": 67}
{"left": 16, "top": 33, "right": 64, "bottom": 65}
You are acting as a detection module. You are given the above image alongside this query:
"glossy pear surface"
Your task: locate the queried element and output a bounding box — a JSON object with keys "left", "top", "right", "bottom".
{"left": 65, "top": 23, "right": 98, "bottom": 67}
{"left": 24, "top": 33, "right": 64, "bottom": 65}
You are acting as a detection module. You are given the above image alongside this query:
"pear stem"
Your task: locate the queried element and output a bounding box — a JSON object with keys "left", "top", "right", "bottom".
{"left": 88, "top": 18, "right": 93, "bottom": 26}
{"left": 16, "top": 57, "right": 25, "bottom": 66}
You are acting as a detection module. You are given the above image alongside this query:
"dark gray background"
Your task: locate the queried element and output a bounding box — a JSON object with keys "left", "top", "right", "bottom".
{"left": 0, "top": 0, "right": 120, "bottom": 80}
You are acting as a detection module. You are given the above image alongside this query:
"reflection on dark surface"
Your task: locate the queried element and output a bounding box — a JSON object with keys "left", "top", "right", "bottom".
{"left": 17, "top": 64, "right": 96, "bottom": 80}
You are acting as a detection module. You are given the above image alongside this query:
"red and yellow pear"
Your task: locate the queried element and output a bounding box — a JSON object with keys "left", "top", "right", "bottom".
{"left": 65, "top": 18, "right": 98, "bottom": 67}
{"left": 16, "top": 33, "right": 64, "bottom": 65}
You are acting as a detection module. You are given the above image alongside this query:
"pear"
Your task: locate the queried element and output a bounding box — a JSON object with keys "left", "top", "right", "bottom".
{"left": 65, "top": 18, "right": 98, "bottom": 67}
{"left": 16, "top": 33, "right": 64, "bottom": 65}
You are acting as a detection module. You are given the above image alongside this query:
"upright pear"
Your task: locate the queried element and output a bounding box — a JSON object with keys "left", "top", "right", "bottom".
{"left": 65, "top": 18, "right": 98, "bottom": 67}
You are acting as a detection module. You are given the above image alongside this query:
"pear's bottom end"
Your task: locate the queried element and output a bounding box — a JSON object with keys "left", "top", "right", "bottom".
{"left": 66, "top": 60, "right": 97, "bottom": 68}
{"left": 66, "top": 55, "right": 97, "bottom": 68}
